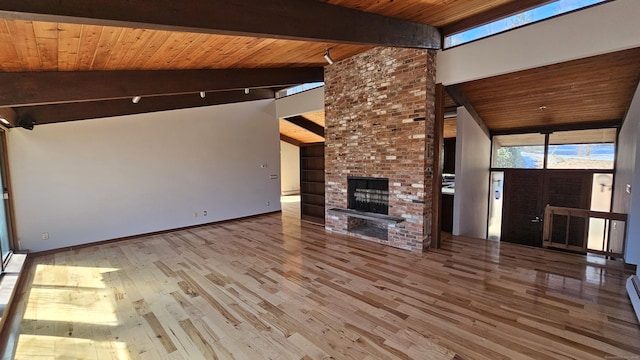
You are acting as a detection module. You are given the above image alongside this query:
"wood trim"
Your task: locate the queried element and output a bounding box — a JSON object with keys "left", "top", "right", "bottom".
{"left": 0, "top": 68, "right": 322, "bottom": 107}
{"left": 284, "top": 115, "right": 325, "bottom": 137}
{"left": 445, "top": 85, "right": 490, "bottom": 137}
{"left": 490, "top": 120, "right": 622, "bottom": 136}
{"left": 0, "top": 132, "right": 17, "bottom": 253}
{"left": 442, "top": 0, "right": 554, "bottom": 37}
{"left": 431, "top": 83, "right": 445, "bottom": 249}
{"left": 0, "top": 0, "right": 441, "bottom": 49}
{"left": 13, "top": 89, "right": 275, "bottom": 125}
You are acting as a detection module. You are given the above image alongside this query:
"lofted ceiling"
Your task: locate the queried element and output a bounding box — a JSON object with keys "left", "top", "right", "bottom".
{"left": 450, "top": 47, "right": 640, "bottom": 134}
{"left": 0, "top": 0, "right": 634, "bottom": 145}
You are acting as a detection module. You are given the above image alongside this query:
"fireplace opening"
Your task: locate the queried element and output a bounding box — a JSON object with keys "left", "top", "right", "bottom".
{"left": 348, "top": 177, "right": 389, "bottom": 214}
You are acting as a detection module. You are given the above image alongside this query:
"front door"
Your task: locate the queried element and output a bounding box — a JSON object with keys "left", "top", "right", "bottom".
{"left": 501, "top": 170, "right": 544, "bottom": 247}
{"left": 501, "top": 170, "right": 593, "bottom": 248}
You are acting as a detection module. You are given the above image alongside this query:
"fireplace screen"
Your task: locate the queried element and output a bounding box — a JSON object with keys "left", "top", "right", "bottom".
{"left": 347, "top": 177, "right": 389, "bottom": 214}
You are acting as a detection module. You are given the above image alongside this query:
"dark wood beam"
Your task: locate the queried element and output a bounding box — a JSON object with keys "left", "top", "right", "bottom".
{"left": 0, "top": 0, "right": 440, "bottom": 49}
{"left": 445, "top": 85, "right": 490, "bottom": 137}
{"left": 283, "top": 115, "right": 324, "bottom": 137}
{"left": 12, "top": 89, "right": 275, "bottom": 126}
{"left": 0, "top": 68, "right": 321, "bottom": 107}
{"left": 490, "top": 119, "right": 622, "bottom": 136}
{"left": 442, "top": 0, "right": 553, "bottom": 37}
{"left": 279, "top": 134, "right": 302, "bottom": 147}
{"left": 431, "top": 83, "right": 445, "bottom": 249}
{"left": 0, "top": 108, "right": 17, "bottom": 127}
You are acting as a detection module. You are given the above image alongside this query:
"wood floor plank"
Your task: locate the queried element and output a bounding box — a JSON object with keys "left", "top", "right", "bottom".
{"left": 7, "top": 197, "right": 640, "bottom": 359}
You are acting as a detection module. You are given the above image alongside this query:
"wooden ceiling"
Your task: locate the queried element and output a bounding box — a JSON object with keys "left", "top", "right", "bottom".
{"left": 0, "top": 0, "right": 632, "bottom": 144}
{"left": 452, "top": 47, "right": 640, "bottom": 134}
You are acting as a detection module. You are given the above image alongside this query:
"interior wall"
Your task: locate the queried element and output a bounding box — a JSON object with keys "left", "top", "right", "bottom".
{"left": 275, "top": 87, "right": 324, "bottom": 119}
{"left": 437, "top": 0, "right": 640, "bottom": 85}
{"left": 615, "top": 82, "right": 640, "bottom": 266}
{"left": 452, "top": 107, "right": 491, "bottom": 238}
{"left": 7, "top": 100, "right": 281, "bottom": 253}
{"left": 280, "top": 140, "right": 300, "bottom": 195}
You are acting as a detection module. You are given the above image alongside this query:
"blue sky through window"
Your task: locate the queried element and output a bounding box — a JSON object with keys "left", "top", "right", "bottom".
{"left": 445, "top": 0, "right": 607, "bottom": 48}
{"left": 277, "top": 82, "right": 324, "bottom": 98}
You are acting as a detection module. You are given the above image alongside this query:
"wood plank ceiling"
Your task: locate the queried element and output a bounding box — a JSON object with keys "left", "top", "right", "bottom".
{"left": 0, "top": 0, "right": 633, "bottom": 144}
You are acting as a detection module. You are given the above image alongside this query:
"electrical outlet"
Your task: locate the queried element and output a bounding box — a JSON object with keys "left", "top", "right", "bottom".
{"left": 266, "top": 201, "right": 270, "bottom": 206}
{"left": 42, "top": 232, "right": 49, "bottom": 240}
{"left": 203, "top": 210, "right": 208, "bottom": 216}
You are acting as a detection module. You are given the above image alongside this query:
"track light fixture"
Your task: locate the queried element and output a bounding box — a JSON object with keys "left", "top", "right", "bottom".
{"left": 323, "top": 48, "right": 334, "bottom": 65}
{"left": 132, "top": 96, "right": 141, "bottom": 104}
{"left": 18, "top": 115, "right": 36, "bottom": 130}
{"left": 244, "top": 88, "right": 250, "bottom": 95}
{"left": 200, "top": 91, "right": 206, "bottom": 98}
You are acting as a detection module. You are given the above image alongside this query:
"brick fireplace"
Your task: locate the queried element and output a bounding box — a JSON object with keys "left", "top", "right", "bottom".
{"left": 324, "top": 47, "right": 437, "bottom": 252}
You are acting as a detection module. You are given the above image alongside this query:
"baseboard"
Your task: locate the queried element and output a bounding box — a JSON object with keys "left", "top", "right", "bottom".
{"left": 627, "top": 275, "right": 640, "bottom": 323}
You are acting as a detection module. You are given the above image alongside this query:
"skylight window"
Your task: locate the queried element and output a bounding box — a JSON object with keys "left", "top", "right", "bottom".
{"left": 276, "top": 82, "right": 324, "bottom": 98}
{"left": 444, "top": 0, "right": 607, "bottom": 48}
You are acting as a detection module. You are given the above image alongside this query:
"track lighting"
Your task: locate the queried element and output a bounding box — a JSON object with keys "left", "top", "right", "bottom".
{"left": 200, "top": 91, "right": 206, "bottom": 98}
{"left": 132, "top": 96, "right": 141, "bottom": 104}
{"left": 17, "top": 115, "right": 36, "bottom": 130}
{"left": 244, "top": 88, "right": 250, "bottom": 95}
{"left": 324, "top": 48, "right": 334, "bottom": 65}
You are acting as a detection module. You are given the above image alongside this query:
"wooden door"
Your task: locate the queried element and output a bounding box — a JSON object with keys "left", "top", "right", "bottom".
{"left": 501, "top": 170, "right": 545, "bottom": 247}
{"left": 502, "top": 170, "right": 593, "bottom": 248}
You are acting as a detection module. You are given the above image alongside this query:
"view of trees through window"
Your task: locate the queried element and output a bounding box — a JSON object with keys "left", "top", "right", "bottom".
{"left": 492, "top": 129, "right": 616, "bottom": 170}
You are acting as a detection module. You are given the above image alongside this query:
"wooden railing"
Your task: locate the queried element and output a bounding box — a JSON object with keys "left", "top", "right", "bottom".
{"left": 542, "top": 205, "right": 627, "bottom": 258}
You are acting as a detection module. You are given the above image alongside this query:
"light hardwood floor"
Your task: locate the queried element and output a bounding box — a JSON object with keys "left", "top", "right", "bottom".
{"left": 7, "top": 197, "right": 640, "bottom": 359}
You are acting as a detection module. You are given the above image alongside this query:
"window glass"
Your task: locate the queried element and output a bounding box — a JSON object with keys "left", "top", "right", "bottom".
{"left": 276, "top": 82, "right": 324, "bottom": 98}
{"left": 492, "top": 133, "right": 545, "bottom": 169}
{"left": 547, "top": 129, "right": 616, "bottom": 169}
{"left": 444, "top": 0, "right": 606, "bottom": 48}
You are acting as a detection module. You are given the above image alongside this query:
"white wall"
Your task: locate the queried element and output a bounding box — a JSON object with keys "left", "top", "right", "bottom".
{"left": 280, "top": 140, "right": 300, "bottom": 195}
{"left": 614, "top": 82, "right": 640, "bottom": 265}
{"left": 275, "top": 87, "right": 324, "bottom": 118}
{"left": 7, "top": 100, "right": 281, "bottom": 252}
{"left": 452, "top": 107, "right": 491, "bottom": 238}
{"left": 437, "top": 0, "right": 640, "bottom": 85}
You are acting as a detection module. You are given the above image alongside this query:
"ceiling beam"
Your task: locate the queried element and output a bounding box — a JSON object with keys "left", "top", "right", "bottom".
{"left": 0, "top": 68, "right": 322, "bottom": 107}
{"left": 446, "top": 85, "right": 490, "bottom": 138}
{"left": 0, "top": 107, "right": 17, "bottom": 127}
{"left": 280, "top": 134, "right": 302, "bottom": 147}
{"left": 12, "top": 89, "right": 275, "bottom": 126}
{"left": 283, "top": 115, "right": 324, "bottom": 137}
{"left": 0, "top": 0, "right": 441, "bottom": 49}
{"left": 442, "top": 0, "right": 553, "bottom": 37}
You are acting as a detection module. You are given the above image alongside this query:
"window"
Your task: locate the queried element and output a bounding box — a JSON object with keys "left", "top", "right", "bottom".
{"left": 276, "top": 82, "right": 324, "bottom": 98}
{"left": 547, "top": 129, "right": 616, "bottom": 169}
{"left": 492, "top": 133, "right": 545, "bottom": 169}
{"left": 444, "top": 0, "right": 607, "bottom": 48}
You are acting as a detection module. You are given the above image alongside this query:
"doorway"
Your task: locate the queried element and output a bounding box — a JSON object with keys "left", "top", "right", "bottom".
{"left": 501, "top": 170, "right": 592, "bottom": 247}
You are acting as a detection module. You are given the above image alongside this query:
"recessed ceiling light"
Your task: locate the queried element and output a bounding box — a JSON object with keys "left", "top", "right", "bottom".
{"left": 132, "top": 96, "right": 142, "bottom": 104}
{"left": 539, "top": 105, "right": 547, "bottom": 110}
{"left": 0, "top": 117, "right": 9, "bottom": 125}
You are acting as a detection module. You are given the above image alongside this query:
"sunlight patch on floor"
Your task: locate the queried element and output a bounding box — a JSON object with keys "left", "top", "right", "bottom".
{"left": 15, "top": 335, "right": 129, "bottom": 360}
